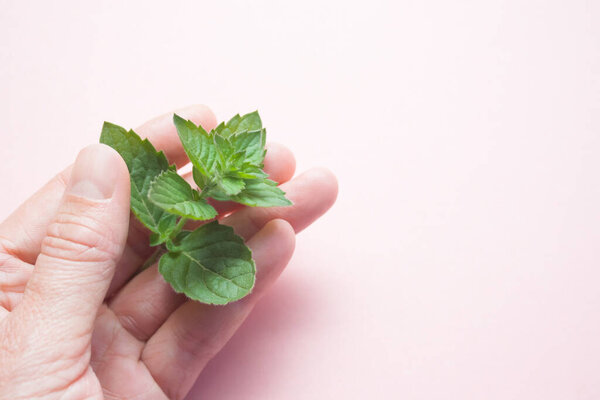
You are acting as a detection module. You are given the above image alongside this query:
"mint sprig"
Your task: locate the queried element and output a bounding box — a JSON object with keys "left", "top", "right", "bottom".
{"left": 100, "top": 111, "right": 291, "bottom": 305}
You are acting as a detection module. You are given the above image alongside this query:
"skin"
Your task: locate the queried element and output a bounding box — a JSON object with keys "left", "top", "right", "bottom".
{"left": 0, "top": 105, "right": 338, "bottom": 400}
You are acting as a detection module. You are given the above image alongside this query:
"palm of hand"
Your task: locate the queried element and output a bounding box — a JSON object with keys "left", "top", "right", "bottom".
{"left": 0, "top": 106, "right": 337, "bottom": 399}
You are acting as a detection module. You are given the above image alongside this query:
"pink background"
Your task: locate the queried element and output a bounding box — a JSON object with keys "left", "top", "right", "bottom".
{"left": 2, "top": 1, "right": 600, "bottom": 398}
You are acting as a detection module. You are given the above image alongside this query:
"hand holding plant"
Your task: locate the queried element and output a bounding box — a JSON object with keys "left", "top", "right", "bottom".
{"left": 0, "top": 106, "right": 337, "bottom": 399}
{"left": 101, "top": 111, "right": 292, "bottom": 304}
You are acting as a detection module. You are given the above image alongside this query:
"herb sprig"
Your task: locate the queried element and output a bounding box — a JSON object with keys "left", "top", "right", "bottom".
{"left": 100, "top": 111, "right": 291, "bottom": 304}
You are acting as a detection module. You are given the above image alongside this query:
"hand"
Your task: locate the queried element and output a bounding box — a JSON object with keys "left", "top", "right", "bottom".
{"left": 0, "top": 105, "right": 338, "bottom": 399}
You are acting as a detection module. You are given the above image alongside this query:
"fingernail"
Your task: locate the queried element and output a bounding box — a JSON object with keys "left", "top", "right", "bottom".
{"left": 68, "top": 144, "right": 120, "bottom": 200}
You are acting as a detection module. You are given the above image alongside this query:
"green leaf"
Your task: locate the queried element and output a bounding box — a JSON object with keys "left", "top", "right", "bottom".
{"left": 159, "top": 222, "right": 255, "bottom": 305}
{"left": 230, "top": 129, "right": 266, "bottom": 166}
{"left": 100, "top": 122, "right": 177, "bottom": 235}
{"left": 215, "top": 111, "right": 262, "bottom": 137}
{"left": 148, "top": 170, "right": 217, "bottom": 220}
{"left": 204, "top": 187, "right": 230, "bottom": 202}
{"left": 213, "top": 134, "right": 235, "bottom": 169}
{"left": 218, "top": 176, "right": 245, "bottom": 196}
{"left": 235, "top": 111, "right": 262, "bottom": 133}
{"left": 227, "top": 150, "right": 247, "bottom": 170}
{"left": 173, "top": 114, "right": 218, "bottom": 177}
{"left": 231, "top": 165, "right": 269, "bottom": 179}
{"left": 149, "top": 214, "right": 179, "bottom": 246}
{"left": 192, "top": 166, "right": 211, "bottom": 190}
{"left": 232, "top": 178, "right": 293, "bottom": 207}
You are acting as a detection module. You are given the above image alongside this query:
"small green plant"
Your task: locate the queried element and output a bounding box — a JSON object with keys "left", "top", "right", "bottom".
{"left": 100, "top": 111, "right": 291, "bottom": 305}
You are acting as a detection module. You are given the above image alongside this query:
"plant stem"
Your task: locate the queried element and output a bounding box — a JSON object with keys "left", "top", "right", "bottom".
{"left": 171, "top": 217, "right": 188, "bottom": 237}
{"left": 139, "top": 246, "right": 166, "bottom": 273}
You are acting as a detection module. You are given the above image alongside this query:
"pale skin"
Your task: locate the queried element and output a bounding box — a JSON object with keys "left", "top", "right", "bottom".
{"left": 0, "top": 105, "right": 338, "bottom": 399}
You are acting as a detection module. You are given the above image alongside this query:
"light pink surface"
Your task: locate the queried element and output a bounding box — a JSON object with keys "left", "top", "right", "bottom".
{"left": 2, "top": 1, "right": 600, "bottom": 398}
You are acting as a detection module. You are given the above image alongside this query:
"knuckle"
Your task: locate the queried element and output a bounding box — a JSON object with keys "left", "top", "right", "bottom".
{"left": 41, "top": 206, "right": 120, "bottom": 264}
{"left": 176, "top": 326, "right": 221, "bottom": 362}
{"left": 116, "top": 312, "right": 148, "bottom": 342}
{"left": 116, "top": 300, "right": 164, "bottom": 341}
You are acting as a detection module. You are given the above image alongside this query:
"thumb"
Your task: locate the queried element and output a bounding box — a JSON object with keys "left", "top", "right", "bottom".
{"left": 20, "top": 144, "right": 130, "bottom": 336}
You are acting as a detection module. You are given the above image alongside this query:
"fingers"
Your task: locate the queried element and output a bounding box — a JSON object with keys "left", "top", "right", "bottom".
{"left": 223, "top": 167, "right": 338, "bottom": 239}
{"left": 16, "top": 144, "right": 131, "bottom": 340}
{"left": 0, "top": 105, "right": 216, "bottom": 267}
{"left": 141, "top": 220, "right": 296, "bottom": 400}
{"left": 135, "top": 104, "right": 217, "bottom": 168}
